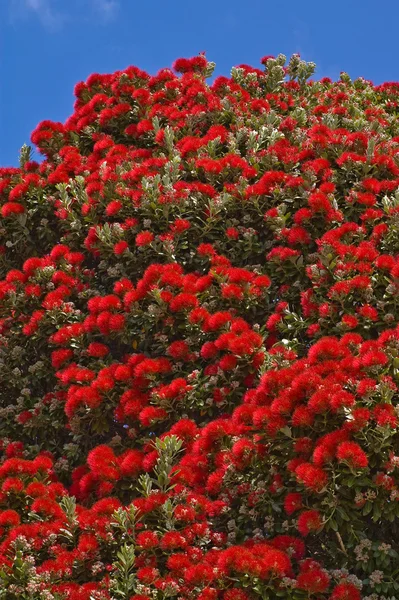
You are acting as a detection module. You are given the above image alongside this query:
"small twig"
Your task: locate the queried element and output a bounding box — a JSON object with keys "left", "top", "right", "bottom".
{"left": 336, "top": 531, "right": 347, "bottom": 556}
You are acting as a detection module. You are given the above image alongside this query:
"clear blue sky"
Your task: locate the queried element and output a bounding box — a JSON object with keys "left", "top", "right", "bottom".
{"left": 1, "top": 0, "right": 398, "bottom": 166}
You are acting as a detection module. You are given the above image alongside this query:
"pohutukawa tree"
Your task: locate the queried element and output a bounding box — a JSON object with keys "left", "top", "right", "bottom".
{"left": 1, "top": 52, "right": 399, "bottom": 599}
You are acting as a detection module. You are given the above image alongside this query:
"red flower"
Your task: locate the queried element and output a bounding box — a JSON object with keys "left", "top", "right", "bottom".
{"left": 134, "top": 357, "right": 172, "bottom": 378}
{"left": 173, "top": 56, "right": 208, "bottom": 73}
{"left": 373, "top": 403, "right": 397, "bottom": 428}
{"left": 108, "top": 314, "right": 125, "bottom": 331}
{"left": 219, "top": 354, "right": 237, "bottom": 371}
{"left": 297, "top": 510, "right": 323, "bottom": 536}
{"left": 358, "top": 304, "right": 378, "bottom": 321}
{"left": 87, "top": 445, "right": 118, "bottom": 479}
{"left": 200, "top": 341, "right": 218, "bottom": 360}
{"left": 114, "top": 240, "right": 129, "bottom": 255}
{"left": 1, "top": 202, "right": 25, "bottom": 217}
{"left": 336, "top": 441, "right": 368, "bottom": 468}
{"left": 136, "top": 531, "right": 159, "bottom": 549}
{"left": 167, "top": 340, "right": 190, "bottom": 360}
{"left": 284, "top": 493, "right": 303, "bottom": 515}
{"left": 296, "top": 567, "right": 330, "bottom": 593}
{"left": 226, "top": 227, "right": 239, "bottom": 239}
{"left": 139, "top": 406, "right": 168, "bottom": 426}
{"left": 197, "top": 243, "right": 216, "bottom": 256}
{"left": 2, "top": 478, "right": 24, "bottom": 493}
{"left": 87, "top": 342, "right": 109, "bottom": 357}
{"left": 341, "top": 314, "right": 358, "bottom": 329}
{"left": 170, "top": 293, "right": 198, "bottom": 312}
{"left": 271, "top": 535, "right": 305, "bottom": 561}
{"left": 295, "top": 463, "right": 328, "bottom": 492}
{"left": 136, "top": 567, "right": 159, "bottom": 583}
{"left": 0, "top": 510, "right": 20, "bottom": 527}
{"left": 171, "top": 219, "right": 191, "bottom": 234}
{"left": 136, "top": 231, "right": 154, "bottom": 246}
{"left": 223, "top": 590, "right": 249, "bottom": 600}
{"left": 77, "top": 533, "right": 98, "bottom": 554}
{"left": 330, "top": 583, "right": 361, "bottom": 600}
{"left": 105, "top": 200, "right": 123, "bottom": 216}
{"left": 51, "top": 348, "right": 74, "bottom": 369}
{"left": 161, "top": 531, "right": 188, "bottom": 550}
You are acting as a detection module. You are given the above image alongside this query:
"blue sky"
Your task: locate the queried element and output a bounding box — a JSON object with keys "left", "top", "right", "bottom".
{"left": 1, "top": 0, "right": 399, "bottom": 166}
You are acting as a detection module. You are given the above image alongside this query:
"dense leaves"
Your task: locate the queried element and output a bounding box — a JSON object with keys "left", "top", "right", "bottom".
{"left": 1, "top": 52, "right": 399, "bottom": 598}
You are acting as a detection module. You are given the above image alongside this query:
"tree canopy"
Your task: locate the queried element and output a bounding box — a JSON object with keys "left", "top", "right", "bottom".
{"left": 1, "top": 53, "right": 399, "bottom": 599}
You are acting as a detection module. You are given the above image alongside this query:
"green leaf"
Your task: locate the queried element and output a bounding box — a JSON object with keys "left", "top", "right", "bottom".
{"left": 372, "top": 503, "right": 381, "bottom": 522}
{"left": 362, "top": 501, "right": 372, "bottom": 516}
{"left": 329, "top": 518, "right": 338, "bottom": 531}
